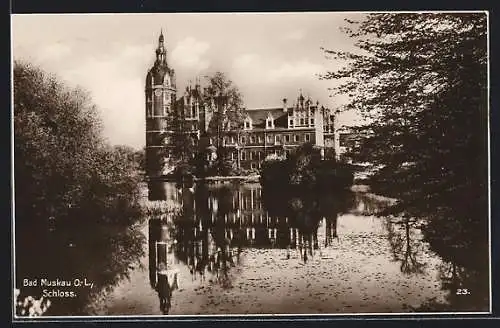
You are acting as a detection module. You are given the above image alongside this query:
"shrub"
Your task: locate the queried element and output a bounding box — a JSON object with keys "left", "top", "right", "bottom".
{"left": 260, "top": 144, "right": 353, "bottom": 191}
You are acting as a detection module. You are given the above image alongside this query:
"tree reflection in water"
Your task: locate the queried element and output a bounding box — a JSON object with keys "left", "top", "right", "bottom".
{"left": 372, "top": 189, "right": 489, "bottom": 311}
{"left": 385, "top": 217, "right": 426, "bottom": 275}
{"left": 15, "top": 211, "right": 146, "bottom": 315}
{"left": 412, "top": 213, "right": 489, "bottom": 312}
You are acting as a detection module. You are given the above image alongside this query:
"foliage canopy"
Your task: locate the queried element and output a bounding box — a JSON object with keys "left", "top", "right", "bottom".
{"left": 321, "top": 13, "right": 488, "bottom": 223}
{"left": 321, "top": 14, "right": 489, "bottom": 303}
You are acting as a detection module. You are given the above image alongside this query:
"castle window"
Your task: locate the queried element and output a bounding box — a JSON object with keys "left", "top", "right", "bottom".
{"left": 289, "top": 119, "right": 293, "bottom": 127}
{"left": 231, "top": 136, "right": 235, "bottom": 144}
{"left": 241, "top": 151, "right": 246, "bottom": 160}
{"left": 294, "top": 134, "right": 300, "bottom": 142}
{"left": 275, "top": 135, "right": 281, "bottom": 144}
{"left": 305, "top": 134, "right": 311, "bottom": 142}
{"left": 244, "top": 117, "right": 253, "bottom": 130}
{"left": 285, "top": 135, "right": 290, "bottom": 143}
{"left": 191, "top": 104, "right": 196, "bottom": 118}
{"left": 250, "top": 135, "right": 256, "bottom": 144}
{"left": 251, "top": 162, "right": 257, "bottom": 169}
{"left": 266, "top": 114, "right": 274, "bottom": 129}
{"left": 266, "top": 135, "right": 273, "bottom": 143}
{"left": 300, "top": 118, "right": 305, "bottom": 125}
{"left": 258, "top": 135, "right": 263, "bottom": 143}
{"left": 241, "top": 136, "right": 246, "bottom": 144}
{"left": 311, "top": 118, "right": 315, "bottom": 125}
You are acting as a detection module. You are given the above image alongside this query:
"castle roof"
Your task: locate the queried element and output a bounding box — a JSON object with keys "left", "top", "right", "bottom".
{"left": 245, "top": 107, "right": 288, "bottom": 129}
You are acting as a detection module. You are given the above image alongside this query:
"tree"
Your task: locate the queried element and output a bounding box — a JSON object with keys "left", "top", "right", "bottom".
{"left": 14, "top": 61, "right": 145, "bottom": 314}
{"left": 168, "top": 99, "right": 194, "bottom": 165}
{"left": 321, "top": 13, "right": 487, "bottom": 226}
{"left": 203, "top": 72, "right": 245, "bottom": 131}
{"left": 321, "top": 13, "right": 488, "bottom": 300}
{"left": 202, "top": 72, "right": 245, "bottom": 174}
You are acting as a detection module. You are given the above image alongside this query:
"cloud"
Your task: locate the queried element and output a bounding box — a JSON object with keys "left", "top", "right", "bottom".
{"left": 231, "top": 53, "right": 263, "bottom": 86}
{"left": 266, "top": 60, "right": 324, "bottom": 82}
{"left": 38, "top": 43, "right": 72, "bottom": 62}
{"left": 60, "top": 54, "right": 145, "bottom": 149}
{"left": 121, "top": 44, "right": 153, "bottom": 60}
{"left": 284, "top": 30, "right": 306, "bottom": 41}
{"left": 232, "top": 53, "right": 260, "bottom": 69}
{"left": 233, "top": 53, "right": 324, "bottom": 84}
{"left": 170, "top": 37, "right": 210, "bottom": 71}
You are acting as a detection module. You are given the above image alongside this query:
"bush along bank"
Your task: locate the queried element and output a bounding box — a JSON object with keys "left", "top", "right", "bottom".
{"left": 259, "top": 143, "right": 354, "bottom": 192}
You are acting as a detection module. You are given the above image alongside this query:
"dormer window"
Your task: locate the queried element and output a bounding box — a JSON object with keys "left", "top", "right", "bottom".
{"left": 266, "top": 114, "right": 274, "bottom": 129}
{"left": 244, "top": 117, "right": 253, "bottom": 130}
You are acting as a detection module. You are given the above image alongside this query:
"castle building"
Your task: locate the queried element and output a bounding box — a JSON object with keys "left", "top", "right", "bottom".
{"left": 145, "top": 31, "right": 338, "bottom": 178}
{"left": 221, "top": 95, "right": 326, "bottom": 170}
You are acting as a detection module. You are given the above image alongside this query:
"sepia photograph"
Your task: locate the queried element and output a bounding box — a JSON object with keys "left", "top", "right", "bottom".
{"left": 11, "top": 12, "right": 490, "bottom": 318}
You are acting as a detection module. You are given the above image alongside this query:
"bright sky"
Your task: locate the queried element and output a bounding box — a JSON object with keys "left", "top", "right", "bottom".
{"left": 12, "top": 13, "right": 365, "bottom": 149}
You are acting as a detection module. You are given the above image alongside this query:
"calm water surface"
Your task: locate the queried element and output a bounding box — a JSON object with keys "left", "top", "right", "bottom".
{"left": 94, "top": 182, "right": 489, "bottom": 315}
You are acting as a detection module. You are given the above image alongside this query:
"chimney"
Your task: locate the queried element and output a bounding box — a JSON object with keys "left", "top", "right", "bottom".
{"left": 283, "top": 98, "right": 288, "bottom": 112}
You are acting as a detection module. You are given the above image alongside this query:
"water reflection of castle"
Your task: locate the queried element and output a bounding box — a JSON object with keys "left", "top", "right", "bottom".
{"left": 152, "top": 184, "right": 341, "bottom": 275}
{"left": 149, "top": 182, "right": 392, "bottom": 287}
{"left": 174, "top": 184, "right": 339, "bottom": 249}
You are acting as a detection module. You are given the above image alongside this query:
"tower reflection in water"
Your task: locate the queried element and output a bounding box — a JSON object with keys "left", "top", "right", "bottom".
{"left": 147, "top": 182, "right": 350, "bottom": 304}
{"left": 148, "top": 218, "right": 178, "bottom": 314}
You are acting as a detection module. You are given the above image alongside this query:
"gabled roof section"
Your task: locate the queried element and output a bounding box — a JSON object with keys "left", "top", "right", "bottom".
{"left": 244, "top": 113, "right": 253, "bottom": 122}
{"left": 245, "top": 107, "right": 288, "bottom": 129}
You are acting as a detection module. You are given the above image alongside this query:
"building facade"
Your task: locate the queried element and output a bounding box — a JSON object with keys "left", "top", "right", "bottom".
{"left": 145, "top": 31, "right": 338, "bottom": 178}
{"left": 221, "top": 95, "right": 326, "bottom": 171}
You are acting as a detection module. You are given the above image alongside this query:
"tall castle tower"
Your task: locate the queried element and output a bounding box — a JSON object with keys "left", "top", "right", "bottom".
{"left": 145, "top": 30, "right": 177, "bottom": 182}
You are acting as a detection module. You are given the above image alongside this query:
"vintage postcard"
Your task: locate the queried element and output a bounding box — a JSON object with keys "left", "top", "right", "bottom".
{"left": 11, "top": 12, "right": 491, "bottom": 318}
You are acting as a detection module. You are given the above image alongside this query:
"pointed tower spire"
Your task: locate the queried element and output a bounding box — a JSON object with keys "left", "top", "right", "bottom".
{"left": 156, "top": 28, "right": 166, "bottom": 64}
{"left": 298, "top": 88, "right": 305, "bottom": 106}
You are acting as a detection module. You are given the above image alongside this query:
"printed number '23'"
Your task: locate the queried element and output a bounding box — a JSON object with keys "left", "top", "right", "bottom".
{"left": 456, "top": 288, "right": 470, "bottom": 295}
